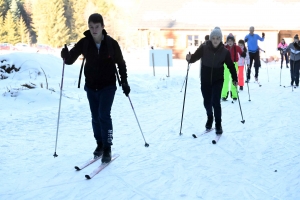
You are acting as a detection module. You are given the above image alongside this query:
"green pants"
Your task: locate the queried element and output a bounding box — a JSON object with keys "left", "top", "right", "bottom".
{"left": 221, "top": 62, "right": 238, "bottom": 99}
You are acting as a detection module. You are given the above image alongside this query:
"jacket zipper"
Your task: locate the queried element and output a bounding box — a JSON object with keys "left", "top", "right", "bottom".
{"left": 211, "top": 53, "right": 215, "bottom": 85}
{"left": 210, "top": 45, "right": 224, "bottom": 85}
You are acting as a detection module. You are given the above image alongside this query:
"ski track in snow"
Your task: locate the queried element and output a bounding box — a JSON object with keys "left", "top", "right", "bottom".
{"left": 0, "top": 53, "right": 300, "bottom": 200}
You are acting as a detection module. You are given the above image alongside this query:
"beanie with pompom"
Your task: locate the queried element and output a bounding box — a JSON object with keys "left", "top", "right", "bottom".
{"left": 210, "top": 27, "right": 222, "bottom": 41}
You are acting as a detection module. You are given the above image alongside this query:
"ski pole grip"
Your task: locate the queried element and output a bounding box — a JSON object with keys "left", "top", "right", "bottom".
{"left": 188, "top": 52, "right": 191, "bottom": 64}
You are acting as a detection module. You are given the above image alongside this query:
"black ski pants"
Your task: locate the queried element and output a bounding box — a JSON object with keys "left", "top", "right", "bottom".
{"left": 201, "top": 80, "right": 223, "bottom": 125}
{"left": 290, "top": 60, "right": 300, "bottom": 86}
{"left": 281, "top": 53, "right": 289, "bottom": 67}
{"left": 247, "top": 51, "right": 260, "bottom": 80}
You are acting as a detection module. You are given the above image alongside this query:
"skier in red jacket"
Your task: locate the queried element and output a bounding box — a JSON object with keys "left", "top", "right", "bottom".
{"left": 221, "top": 33, "right": 246, "bottom": 101}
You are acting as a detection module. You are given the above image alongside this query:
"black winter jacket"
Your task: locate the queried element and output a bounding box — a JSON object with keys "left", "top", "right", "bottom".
{"left": 65, "top": 29, "right": 128, "bottom": 90}
{"left": 189, "top": 41, "right": 237, "bottom": 84}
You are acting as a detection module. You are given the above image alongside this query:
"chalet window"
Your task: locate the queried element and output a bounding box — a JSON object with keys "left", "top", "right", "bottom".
{"left": 194, "top": 35, "right": 199, "bottom": 46}
{"left": 187, "top": 35, "right": 199, "bottom": 47}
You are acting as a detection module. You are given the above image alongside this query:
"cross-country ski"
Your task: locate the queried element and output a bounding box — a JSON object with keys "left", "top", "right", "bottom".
{"left": 74, "top": 156, "right": 102, "bottom": 171}
{"left": 192, "top": 128, "right": 215, "bottom": 138}
{"left": 212, "top": 134, "right": 222, "bottom": 144}
{"left": 85, "top": 154, "right": 120, "bottom": 179}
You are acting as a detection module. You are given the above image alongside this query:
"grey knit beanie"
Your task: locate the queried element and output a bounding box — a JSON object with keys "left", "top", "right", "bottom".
{"left": 210, "top": 27, "right": 222, "bottom": 41}
{"left": 227, "top": 33, "right": 235, "bottom": 42}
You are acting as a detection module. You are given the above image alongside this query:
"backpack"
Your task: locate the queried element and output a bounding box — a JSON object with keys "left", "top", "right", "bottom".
{"left": 77, "top": 35, "right": 121, "bottom": 88}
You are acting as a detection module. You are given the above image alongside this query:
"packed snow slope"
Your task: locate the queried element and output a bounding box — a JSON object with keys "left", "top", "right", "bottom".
{"left": 0, "top": 52, "right": 299, "bottom": 200}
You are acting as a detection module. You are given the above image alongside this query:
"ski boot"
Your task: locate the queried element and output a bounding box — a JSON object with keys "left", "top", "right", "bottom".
{"left": 102, "top": 146, "right": 112, "bottom": 163}
{"left": 215, "top": 123, "right": 223, "bottom": 134}
{"left": 93, "top": 141, "right": 103, "bottom": 158}
{"left": 205, "top": 116, "right": 214, "bottom": 130}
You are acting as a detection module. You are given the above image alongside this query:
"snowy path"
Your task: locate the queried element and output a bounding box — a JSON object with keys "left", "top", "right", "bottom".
{"left": 0, "top": 53, "right": 299, "bottom": 200}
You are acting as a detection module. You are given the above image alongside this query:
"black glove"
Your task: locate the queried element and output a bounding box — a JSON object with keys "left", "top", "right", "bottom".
{"left": 121, "top": 82, "right": 130, "bottom": 97}
{"left": 293, "top": 42, "right": 300, "bottom": 50}
{"left": 232, "top": 80, "right": 238, "bottom": 86}
{"left": 245, "top": 38, "right": 248, "bottom": 43}
{"left": 241, "top": 52, "right": 246, "bottom": 58}
{"left": 262, "top": 32, "right": 265, "bottom": 38}
{"left": 61, "top": 44, "right": 69, "bottom": 59}
{"left": 277, "top": 47, "right": 282, "bottom": 51}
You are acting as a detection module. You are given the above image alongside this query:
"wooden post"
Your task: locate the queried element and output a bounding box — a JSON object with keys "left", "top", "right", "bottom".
{"left": 152, "top": 53, "right": 155, "bottom": 76}
{"left": 167, "top": 54, "right": 170, "bottom": 77}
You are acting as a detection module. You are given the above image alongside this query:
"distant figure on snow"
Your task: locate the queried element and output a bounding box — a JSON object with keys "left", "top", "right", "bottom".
{"left": 221, "top": 33, "right": 246, "bottom": 101}
{"left": 203, "top": 35, "right": 209, "bottom": 45}
{"left": 237, "top": 39, "right": 250, "bottom": 91}
{"left": 278, "top": 38, "right": 289, "bottom": 68}
{"left": 244, "top": 26, "right": 265, "bottom": 82}
{"left": 286, "top": 34, "right": 300, "bottom": 87}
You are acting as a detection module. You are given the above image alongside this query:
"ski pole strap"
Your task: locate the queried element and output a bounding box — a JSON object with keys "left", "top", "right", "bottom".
{"left": 78, "top": 58, "right": 86, "bottom": 88}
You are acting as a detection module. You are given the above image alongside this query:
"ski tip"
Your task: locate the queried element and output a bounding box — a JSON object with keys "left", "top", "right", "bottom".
{"left": 212, "top": 140, "right": 217, "bottom": 144}
{"left": 85, "top": 175, "right": 91, "bottom": 179}
{"left": 192, "top": 134, "right": 197, "bottom": 138}
{"left": 75, "top": 166, "right": 81, "bottom": 171}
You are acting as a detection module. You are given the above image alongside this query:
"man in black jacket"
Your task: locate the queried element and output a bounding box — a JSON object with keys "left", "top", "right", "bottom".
{"left": 203, "top": 35, "right": 209, "bottom": 45}
{"left": 186, "top": 27, "right": 237, "bottom": 134}
{"left": 61, "top": 13, "right": 130, "bottom": 162}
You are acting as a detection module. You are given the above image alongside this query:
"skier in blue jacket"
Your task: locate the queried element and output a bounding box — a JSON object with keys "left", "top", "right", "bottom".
{"left": 244, "top": 26, "right": 265, "bottom": 82}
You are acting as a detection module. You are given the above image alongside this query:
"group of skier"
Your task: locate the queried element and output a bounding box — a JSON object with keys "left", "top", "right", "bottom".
{"left": 277, "top": 34, "right": 300, "bottom": 86}
{"left": 186, "top": 26, "right": 266, "bottom": 134}
{"left": 186, "top": 26, "right": 300, "bottom": 138}
{"left": 60, "top": 12, "right": 300, "bottom": 162}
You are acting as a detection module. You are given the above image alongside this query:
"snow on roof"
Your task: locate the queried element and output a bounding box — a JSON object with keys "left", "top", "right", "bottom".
{"left": 133, "top": 0, "right": 300, "bottom": 30}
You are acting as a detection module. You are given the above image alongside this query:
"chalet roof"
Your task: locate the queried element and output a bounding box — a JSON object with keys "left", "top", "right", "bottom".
{"left": 133, "top": 0, "right": 300, "bottom": 30}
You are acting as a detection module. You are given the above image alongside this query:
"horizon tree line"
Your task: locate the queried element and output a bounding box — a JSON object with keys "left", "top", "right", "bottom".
{"left": 0, "top": 0, "right": 137, "bottom": 48}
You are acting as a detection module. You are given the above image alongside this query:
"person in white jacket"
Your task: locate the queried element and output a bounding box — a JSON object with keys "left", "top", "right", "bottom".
{"left": 237, "top": 39, "right": 250, "bottom": 90}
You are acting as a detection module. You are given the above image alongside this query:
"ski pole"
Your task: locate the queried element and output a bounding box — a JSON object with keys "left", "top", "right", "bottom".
{"left": 235, "top": 85, "right": 245, "bottom": 124}
{"left": 292, "top": 55, "right": 295, "bottom": 92}
{"left": 127, "top": 95, "right": 149, "bottom": 147}
{"left": 250, "top": 70, "right": 261, "bottom": 87}
{"left": 266, "top": 62, "right": 269, "bottom": 82}
{"left": 180, "top": 52, "right": 193, "bottom": 92}
{"left": 180, "top": 76, "right": 186, "bottom": 92}
{"left": 53, "top": 58, "right": 66, "bottom": 157}
{"left": 280, "top": 67, "right": 282, "bottom": 86}
{"left": 245, "top": 64, "right": 251, "bottom": 101}
{"left": 179, "top": 57, "right": 191, "bottom": 136}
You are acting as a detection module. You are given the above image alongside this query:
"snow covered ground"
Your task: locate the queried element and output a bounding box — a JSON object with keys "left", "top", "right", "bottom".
{"left": 0, "top": 51, "right": 299, "bottom": 200}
